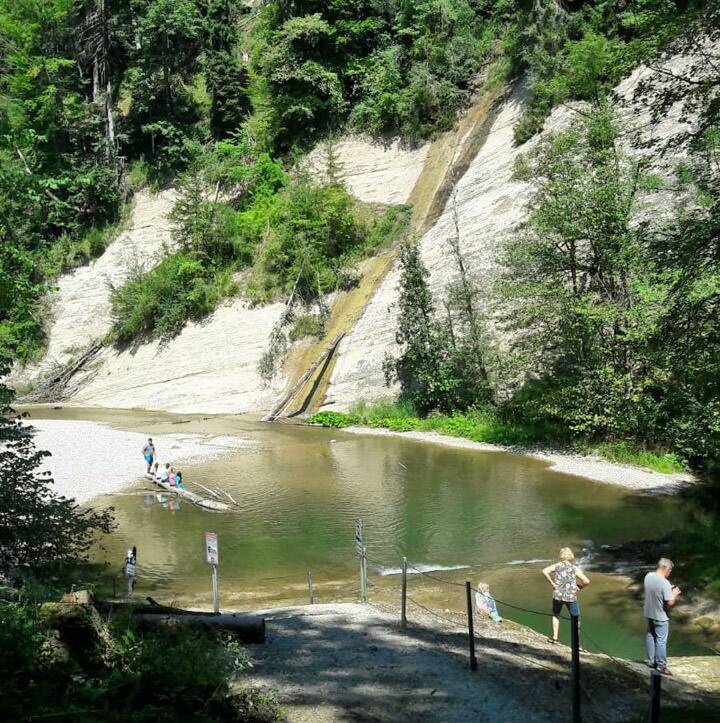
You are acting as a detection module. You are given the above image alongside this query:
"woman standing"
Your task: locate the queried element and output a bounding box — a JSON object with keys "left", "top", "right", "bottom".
{"left": 542, "top": 547, "right": 590, "bottom": 643}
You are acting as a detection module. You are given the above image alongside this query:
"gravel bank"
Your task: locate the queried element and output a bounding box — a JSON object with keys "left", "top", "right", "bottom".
{"left": 342, "top": 426, "right": 695, "bottom": 491}
{"left": 30, "top": 418, "right": 249, "bottom": 504}
{"left": 244, "top": 602, "right": 719, "bottom": 723}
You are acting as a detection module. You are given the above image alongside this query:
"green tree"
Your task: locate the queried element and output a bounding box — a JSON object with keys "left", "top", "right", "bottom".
{"left": 202, "top": 0, "right": 250, "bottom": 138}
{"left": 500, "top": 110, "right": 663, "bottom": 438}
{"left": 384, "top": 242, "right": 465, "bottom": 414}
{"left": 0, "top": 362, "right": 114, "bottom": 578}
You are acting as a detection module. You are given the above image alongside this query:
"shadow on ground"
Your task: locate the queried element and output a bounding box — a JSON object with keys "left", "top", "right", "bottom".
{"left": 240, "top": 603, "right": 720, "bottom": 723}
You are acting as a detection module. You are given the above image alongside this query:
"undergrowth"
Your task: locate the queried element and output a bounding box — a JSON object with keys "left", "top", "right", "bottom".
{"left": 309, "top": 401, "right": 689, "bottom": 475}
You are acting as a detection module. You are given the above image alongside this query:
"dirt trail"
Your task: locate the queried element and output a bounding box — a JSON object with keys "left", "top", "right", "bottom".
{"left": 243, "top": 603, "right": 720, "bottom": 723}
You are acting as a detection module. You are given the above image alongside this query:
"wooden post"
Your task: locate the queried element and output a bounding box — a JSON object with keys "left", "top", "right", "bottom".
{"left": 307, "top": 571, "right": 314, "bottom": 604}
{"left": 465, "top": 581, "right": 477, "bottom": 671}
{"left": 401, "top": 557, "right": 408, "bottom": 628}
{"left": 649, "top": 670, "right": 661, "bottom": 723}
{"left": 571, "top": 614, "right": 581, "bottom": 723}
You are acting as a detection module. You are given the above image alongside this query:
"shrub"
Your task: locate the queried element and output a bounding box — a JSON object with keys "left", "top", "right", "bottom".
{"left": 110, "top": 254, "right": 235, "bottom": 342}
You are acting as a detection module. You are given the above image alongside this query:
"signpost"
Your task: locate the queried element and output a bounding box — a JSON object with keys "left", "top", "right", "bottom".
{"left": 205, "top": 532, "right": 220, "bottom": 614}
{"left": 356, "top": 519, "right": 368, "bottom": 603}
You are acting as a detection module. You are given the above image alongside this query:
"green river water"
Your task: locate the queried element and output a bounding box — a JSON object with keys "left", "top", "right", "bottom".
{"left": 26, "top": 406, "right": 711, "bottom": 661}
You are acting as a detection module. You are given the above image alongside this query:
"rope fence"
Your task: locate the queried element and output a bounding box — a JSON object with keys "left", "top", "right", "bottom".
{"left": 109, "top": 533, "right": 713, "bottom": 723}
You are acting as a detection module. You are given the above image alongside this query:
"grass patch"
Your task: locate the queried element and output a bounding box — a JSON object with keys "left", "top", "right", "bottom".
{"left": 588, "top": 441, "right": 686, "bottom": 474}
{"left": 310, "top": 400, "right": 544, "bottom": 446}
{"left": 310, "top": 401, "right": 689, "bottom": 474}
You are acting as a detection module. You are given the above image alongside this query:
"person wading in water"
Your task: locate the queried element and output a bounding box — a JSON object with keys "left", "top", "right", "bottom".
{"left": 542, "top": 547, "right": 590, "bottom": 643}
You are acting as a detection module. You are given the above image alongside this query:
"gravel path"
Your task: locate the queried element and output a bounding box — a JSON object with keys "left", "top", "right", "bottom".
{"left": 30, "top": 418, "right": 249, "bottom": 504}
{"left": 243, "top": 603, "right": 719, "bottom": 723}
{"left": 343, "top": 427, "right": 694, "bottom": 491}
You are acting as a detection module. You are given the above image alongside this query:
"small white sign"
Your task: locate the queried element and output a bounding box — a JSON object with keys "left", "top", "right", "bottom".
{"left": 205, "top": 532, "right": 219, "bottom": 565}
{"left": 355, "top": 519, "right": 363, "bottom": 555}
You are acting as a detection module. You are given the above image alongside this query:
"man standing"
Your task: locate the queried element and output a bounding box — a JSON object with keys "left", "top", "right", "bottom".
{"left": 142, "top": 437, "right": 155, "bottom": 474}
{"left": 644, "top": 557, "right": 681, "bottom": 675}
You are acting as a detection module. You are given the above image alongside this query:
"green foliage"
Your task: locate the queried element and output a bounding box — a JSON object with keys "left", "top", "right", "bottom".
{"left": 0, "top": 362, "right": 115, "bottom": 578}
{"left": 383, "top": 241, "right": 490, "bottom": 415}
{"left": 513, "top": 0, "right": 692, "bottom": 144}
{"left": 310, "top": 402, "right": 688, "bottom": 473}
{"left": 252, "top": 0, "right": 502, "bottom": 147}
{"left": 289, "top": 313, "right": 326, "bottom": 341}
{"left": 256, "top": 180, "right": 362, "bottom": 297}
{"left": 111, "top": 132, "right": 410, "bottom": 343}
{"left": 309, "top": 411, "right": 354, "bottom": 428}
{"left": 499, "top": 107, "right": 719, "bottom": 473}
{"left": 0, "top": 600, "right": 282, "bottom": 722}
{"left": 110, "top": 253, "right": 236, "bottom": 343}
{"left": 310, "top": 401, "right": 552, "bottom": 446}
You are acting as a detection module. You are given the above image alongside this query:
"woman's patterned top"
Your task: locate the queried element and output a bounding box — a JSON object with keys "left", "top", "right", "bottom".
{"left": 553, "top": 561, "right": 578, "bottom": 602}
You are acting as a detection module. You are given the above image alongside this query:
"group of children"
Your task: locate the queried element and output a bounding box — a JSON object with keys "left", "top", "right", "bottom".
{"left": 155, "top": 461, "right": 185, "bottom": 490}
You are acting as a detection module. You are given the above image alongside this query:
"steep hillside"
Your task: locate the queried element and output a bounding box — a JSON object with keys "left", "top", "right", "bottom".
{"left": 12, "top": 48, "right": 706, "bottom": 417}
{"left": 324, "top": 53, "right": 703, "bottom": 411}
{"left": 13, "top": 137, "right": 429, "bottom": 414}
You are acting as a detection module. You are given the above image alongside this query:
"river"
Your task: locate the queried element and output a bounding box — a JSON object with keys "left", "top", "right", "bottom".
{"left": 24, "top": 406, "right": 709, "bottom": 660}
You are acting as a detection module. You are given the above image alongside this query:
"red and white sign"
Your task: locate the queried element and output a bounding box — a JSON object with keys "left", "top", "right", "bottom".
{"left": 205, "top": 532, "right": 219, "bottom": 565}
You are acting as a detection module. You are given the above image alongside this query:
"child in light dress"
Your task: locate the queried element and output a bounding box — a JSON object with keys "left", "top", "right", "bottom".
{"left": 475, "top": 582, "right": 502, "bottom": 623}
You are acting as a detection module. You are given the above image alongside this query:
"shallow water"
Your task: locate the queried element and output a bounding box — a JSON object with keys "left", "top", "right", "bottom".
{"left": 25, "top": 405, "right": 709, "bottom": 660}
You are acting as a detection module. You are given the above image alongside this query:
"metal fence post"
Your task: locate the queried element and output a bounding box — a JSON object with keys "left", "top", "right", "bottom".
{"left": 465, "top": 581, "right": 477, "bottom": 671}
{"left": 307, "top": 571, "right": 314, "bottom": 604}
{"left": 361, "top": 546, "right": 369, "bottom": 603}
{"left": 401, "top": 557, "right": 407, "bottom": 628}
{"left": 211, "top": 563, "right": 220, "bottom": 614}
{"left": 649, "top": 670, "right": 661, "bottom": 723}
{"left": 571, "top": 614, "right": 581, "bottom": 723}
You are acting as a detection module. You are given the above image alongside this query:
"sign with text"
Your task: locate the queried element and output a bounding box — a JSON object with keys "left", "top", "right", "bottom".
{"left": 205, "top": 532, "right": 219, "bottom": 565}
{"left": 355, "top": 519, "right": 363, "bottom": 555}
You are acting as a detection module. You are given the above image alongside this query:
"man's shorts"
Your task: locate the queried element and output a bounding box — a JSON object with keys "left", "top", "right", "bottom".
{"left": 552, "top": 598, "right": 580, "bottom": 617}
{"left": 144, "top": 454, "right": 153, "bottom": 464}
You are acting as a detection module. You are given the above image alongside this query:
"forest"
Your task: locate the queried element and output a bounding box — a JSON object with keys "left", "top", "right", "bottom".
{"left": 1, "top": 1, "right": 719, "bottom": 718}
{"left": 1, "top": 0, "right": 717, "bottom": 470}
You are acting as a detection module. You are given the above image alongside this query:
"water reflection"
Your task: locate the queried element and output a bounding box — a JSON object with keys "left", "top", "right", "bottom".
{"left": 26, "top": 406, "right": 704, "bottom": 659}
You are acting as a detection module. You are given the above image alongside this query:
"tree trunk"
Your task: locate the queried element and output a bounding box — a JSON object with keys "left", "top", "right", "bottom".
{"left": 134, "top": 613, "right": 265, "bottom": 642}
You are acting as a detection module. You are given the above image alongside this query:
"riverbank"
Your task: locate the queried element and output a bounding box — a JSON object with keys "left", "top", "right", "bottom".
{"left": 30, "top": 418, "right": 249, "bottom": 504}
{"left": 243, "top": 602, "right": 720, "bottom": 722}
{"left": 339, "top": 426, "right": 694, "bottom": 491}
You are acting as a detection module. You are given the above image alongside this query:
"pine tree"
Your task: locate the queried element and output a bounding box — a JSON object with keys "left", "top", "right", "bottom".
{"left": 384, "top": 242, "right": 462, "bottom": 414}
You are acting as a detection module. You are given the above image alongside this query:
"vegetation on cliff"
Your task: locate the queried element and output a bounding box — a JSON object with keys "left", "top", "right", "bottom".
{"left": 1, "top": 1, "right": 717, "bottom": 471}
{"left": 1, "top": 0, "right": 706, "bottom": 362}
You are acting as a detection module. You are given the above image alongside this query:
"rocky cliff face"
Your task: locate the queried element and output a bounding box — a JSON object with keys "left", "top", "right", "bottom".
{"left": 13, "top": 52, "right": 703, "bottom": 416}
{"left": 324, "top": 54, "right": 701, "bottom": 411}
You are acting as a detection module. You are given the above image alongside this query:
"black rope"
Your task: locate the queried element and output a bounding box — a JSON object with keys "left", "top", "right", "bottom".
{"left": 406, "top": 595, "right": 468, "bottom": 628}
{"left": 404, "top": 558, "right": 561, "bottom": 619}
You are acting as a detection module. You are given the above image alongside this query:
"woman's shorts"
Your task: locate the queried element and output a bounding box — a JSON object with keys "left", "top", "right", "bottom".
{"left": 552, "top": 599, "right": 580, "bottom": 617}
{"left": 144, "top": 454, "right": 153, "bottom": 464}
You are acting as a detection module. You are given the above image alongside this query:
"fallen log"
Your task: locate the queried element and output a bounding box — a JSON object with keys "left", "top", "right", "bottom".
{"left": 262, "top": 332, "right": 345, "bottom": 421}
{"left": 133, "top": 613, "right": 265, "bottom": 642}
{"left": 97, "top": 599, "right": 266, "bottom": 642}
